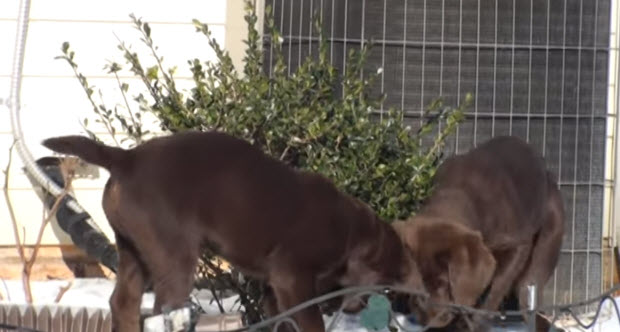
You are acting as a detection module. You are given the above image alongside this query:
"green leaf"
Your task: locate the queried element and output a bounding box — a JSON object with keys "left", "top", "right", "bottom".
{"left": 144, "top": 22, "right": 151, "bottom": 37}
{"left": 146, "top": 66, "right": 159, "bottom": 80}
{"left": 61, "top": 41, "right": 70, "bottom": 54}
{"left": 107, "top": 62, "right": 122, "bottom": 73}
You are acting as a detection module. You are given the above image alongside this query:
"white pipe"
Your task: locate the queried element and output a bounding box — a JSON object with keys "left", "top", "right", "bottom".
{"left": 8, "top": 0, "right": 95, "bottom": 222}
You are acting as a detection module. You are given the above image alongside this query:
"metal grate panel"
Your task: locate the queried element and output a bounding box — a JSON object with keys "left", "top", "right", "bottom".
{"left": 263, "top": 0, "right": 617, "bottom": 312}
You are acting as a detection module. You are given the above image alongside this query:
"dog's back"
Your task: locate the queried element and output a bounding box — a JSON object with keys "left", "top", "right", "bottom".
{"left": 423, "top": 136, "right": 550, "bottom": 247}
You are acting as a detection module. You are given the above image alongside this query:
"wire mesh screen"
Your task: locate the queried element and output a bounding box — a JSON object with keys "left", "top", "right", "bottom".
{"left": 262, "top": 0, "right": 614, "bottom": 311}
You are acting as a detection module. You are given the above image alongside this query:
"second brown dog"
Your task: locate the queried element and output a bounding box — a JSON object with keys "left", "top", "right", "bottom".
{"left": 393, "top": 136, "right": 565, "bottom": 330}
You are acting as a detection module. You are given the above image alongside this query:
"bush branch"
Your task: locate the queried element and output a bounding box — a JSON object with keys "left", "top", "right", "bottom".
{"left": 3, "top": 141, "right": 76, "bottom": 303}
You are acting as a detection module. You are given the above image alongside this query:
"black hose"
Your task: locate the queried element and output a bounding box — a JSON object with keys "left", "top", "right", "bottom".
{"left": 0, "top": 323, "right": 44, "bottom": 332}
{"left": 34, "top": 157, "right": 118, "bottom": 273}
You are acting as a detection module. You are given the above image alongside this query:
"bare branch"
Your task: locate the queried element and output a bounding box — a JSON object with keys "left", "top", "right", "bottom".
{"left": 24, "top": 157, "right": 77, "bottom": 295}
{"left": 54, "top": 281, "right": 73, "bottom": 303}
{"left": 3, "top": 142, "right": 77, "bottom": 303}
{"left": 3, "top": 140, "right": 25, "bottom": 261}
{"left": 25, "top": 188, "right": 69, "bottom": 272}
{"left": 2, "top": 140, "right": 32, "bottom": 302}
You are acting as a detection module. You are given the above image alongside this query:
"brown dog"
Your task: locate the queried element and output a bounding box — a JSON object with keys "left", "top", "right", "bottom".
{"left": 42, "top": 131, "right": 424, "bottom": 332}
{"left": 393, "top": 136, "right": 564, "bottom": 329}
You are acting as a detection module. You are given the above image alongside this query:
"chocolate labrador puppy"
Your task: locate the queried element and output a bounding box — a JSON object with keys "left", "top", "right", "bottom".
{"left": 42, "top": 131, "right": 424, "bottom": 332}
{"left": 393, "top": 136, "right": 564, "bottom": 330}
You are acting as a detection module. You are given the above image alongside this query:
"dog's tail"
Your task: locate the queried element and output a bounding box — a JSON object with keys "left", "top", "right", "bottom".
{"left": 42, "top": 136, "right": 128, "bottom": 171}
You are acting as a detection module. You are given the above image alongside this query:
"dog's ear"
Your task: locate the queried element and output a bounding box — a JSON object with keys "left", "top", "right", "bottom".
{"left": 392, "top": 219, "right": 496, "bottom": 327}
{"left": 445, "top": 228, "right": 496, "bottom": 307}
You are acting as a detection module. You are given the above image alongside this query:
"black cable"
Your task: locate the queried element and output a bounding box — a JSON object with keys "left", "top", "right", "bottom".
{"left": 560, "top": 295, "right": 620, "bottom": 330}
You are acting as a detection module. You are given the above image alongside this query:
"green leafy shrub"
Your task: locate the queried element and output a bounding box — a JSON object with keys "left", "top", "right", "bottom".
{"left": 57, "top": 0, "right": 471, "bottom": 323}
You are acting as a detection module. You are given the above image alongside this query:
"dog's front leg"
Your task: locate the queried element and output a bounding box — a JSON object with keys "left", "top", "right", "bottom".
{"left": 110, "top": 236, "right": 147, "bottom": 332}
{"left": 270, "top": 270, "right": 324, "bottom": 332}
{"left": 262, "top": 285, "right": 280, "bottom": 317}
{"left": 480, "top": 244, "right": 531, "bottom": 311}
{"left": 466, "top": 243, "right": 531, "bottom": 332}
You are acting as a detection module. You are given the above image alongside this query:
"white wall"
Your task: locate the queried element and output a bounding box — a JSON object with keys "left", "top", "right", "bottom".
{"left": 0, "top": 0, "right": 238, "bottom": 245}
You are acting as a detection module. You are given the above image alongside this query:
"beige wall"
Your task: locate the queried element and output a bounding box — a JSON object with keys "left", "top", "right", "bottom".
{"left": 0, "top": 0, "right": 243, "bottom": 246}
{"left": 225, "top": 0, "right": 264, "bottom": 74}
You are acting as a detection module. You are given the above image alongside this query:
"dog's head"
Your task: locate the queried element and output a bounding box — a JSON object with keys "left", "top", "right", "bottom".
{"left": 332, "top": 213, "right": 427, "bottom": 315}
{"left": 392, "top": 218, "right": 496, "bottom": 328}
